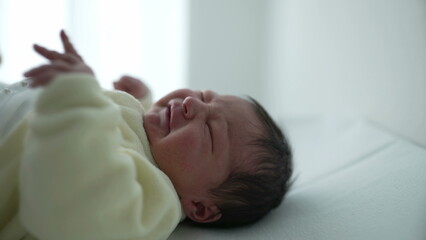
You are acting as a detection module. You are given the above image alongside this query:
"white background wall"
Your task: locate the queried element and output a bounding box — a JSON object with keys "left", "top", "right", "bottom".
{"left": 187, "top": 0, "right": 426, "bottom": 147}
{"left": 263, "top": 0, "right": 426, "bottom": 147}
{"left": 1, "top": 0, "right": 425, "bottom": 146}
{"left": 187, "top": 0, "right": 266, "bottom": 100}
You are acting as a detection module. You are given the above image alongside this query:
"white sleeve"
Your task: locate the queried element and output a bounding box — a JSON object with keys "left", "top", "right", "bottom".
{"left": 19, "top": 74, "right": 181, "bottom": 240}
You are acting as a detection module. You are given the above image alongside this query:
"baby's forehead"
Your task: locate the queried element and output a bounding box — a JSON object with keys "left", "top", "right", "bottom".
{"left": 218, "top": 94, "right": 261, "bottom": 128}
{"left": 225, "top": 95, "right": 259, "bottom": 119}
{"left": 220, "top": 94, "right": 254, "bottom": 109}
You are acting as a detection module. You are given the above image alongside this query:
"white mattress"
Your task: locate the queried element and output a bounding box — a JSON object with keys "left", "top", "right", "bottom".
{"left": 169, "top": 116, "right": 426, "bottom": 240}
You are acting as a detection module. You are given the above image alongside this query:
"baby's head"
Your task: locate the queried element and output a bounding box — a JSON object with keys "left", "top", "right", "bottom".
{"left": 143, "top": 89, "right": 293, "bottom": 227}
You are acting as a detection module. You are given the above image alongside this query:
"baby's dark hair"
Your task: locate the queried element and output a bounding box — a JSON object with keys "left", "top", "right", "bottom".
{"left": 190, "top": 97, "right": 293, "bottom": 228}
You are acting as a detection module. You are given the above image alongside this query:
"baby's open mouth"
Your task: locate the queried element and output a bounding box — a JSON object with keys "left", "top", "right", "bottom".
{"left": 166, "top": 104, "right": 171, "bottom": 133}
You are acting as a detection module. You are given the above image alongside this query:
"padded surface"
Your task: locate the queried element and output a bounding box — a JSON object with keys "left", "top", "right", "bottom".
{"left": 169, "top": 116, "right": 426, "bottom": 240}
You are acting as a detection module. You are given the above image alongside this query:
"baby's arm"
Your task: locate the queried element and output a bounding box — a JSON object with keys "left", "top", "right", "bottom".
{"left": 19, "top": 32, "right": 180, "bottom": 240}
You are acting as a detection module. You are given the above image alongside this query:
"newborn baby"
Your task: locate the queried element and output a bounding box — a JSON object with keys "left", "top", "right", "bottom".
{"left": 0, "top": 31, "right": 292, "bottom": 240}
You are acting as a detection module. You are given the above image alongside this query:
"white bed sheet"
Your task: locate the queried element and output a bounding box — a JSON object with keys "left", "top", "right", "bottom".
{"left": 169, "top": 116, "right": 426, "bottom": 240}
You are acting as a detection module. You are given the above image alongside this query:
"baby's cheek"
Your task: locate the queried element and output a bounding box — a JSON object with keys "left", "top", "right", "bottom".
{"left": 170, "top": 125, "right": 197, "bottom": 143}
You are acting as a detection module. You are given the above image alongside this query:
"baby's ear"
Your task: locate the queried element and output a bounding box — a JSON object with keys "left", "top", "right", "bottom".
{"left": 181, "top": 199, "right": 222, "bottom": 223}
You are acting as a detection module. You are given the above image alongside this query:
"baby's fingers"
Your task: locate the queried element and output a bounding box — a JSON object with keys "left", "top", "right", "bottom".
{"left": 24, "top": 61, "right": 70, "bottom": 78}
{"left": 34, "top": 44, "right": 79, "bottom": 64}
{"left": 114, "top": 75, "right": 147, "bottom": 99}
{"left": 60, "top": 30, "right": 83, "bottom": 61}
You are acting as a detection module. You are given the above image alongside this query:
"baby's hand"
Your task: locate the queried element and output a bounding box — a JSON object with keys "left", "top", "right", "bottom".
{"left": 24, "top": 30, "right": 93, "bottom": 87}
{"left": 24, "top": 45, "right": 93, "bottom": 87}
{"left": 113, "top": 75, "right": 149, "bottom": 99}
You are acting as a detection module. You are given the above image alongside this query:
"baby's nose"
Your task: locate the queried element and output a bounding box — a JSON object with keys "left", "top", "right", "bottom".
{"left": 182, "top": 96, "right": 207, "bottom": 119}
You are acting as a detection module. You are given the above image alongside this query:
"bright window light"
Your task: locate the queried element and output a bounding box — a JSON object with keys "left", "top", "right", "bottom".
{"left": 0, "top": 0, "right": 188, "bottom": 100}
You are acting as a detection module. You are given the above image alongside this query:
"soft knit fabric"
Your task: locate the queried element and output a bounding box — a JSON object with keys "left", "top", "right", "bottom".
{"left": 0, "top": 74, "right": 182, "bottom": 240}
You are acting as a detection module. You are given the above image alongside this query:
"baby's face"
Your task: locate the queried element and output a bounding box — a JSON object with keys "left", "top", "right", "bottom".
{"left": 143, "top": 89, "right": 261, "bottom": 201}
